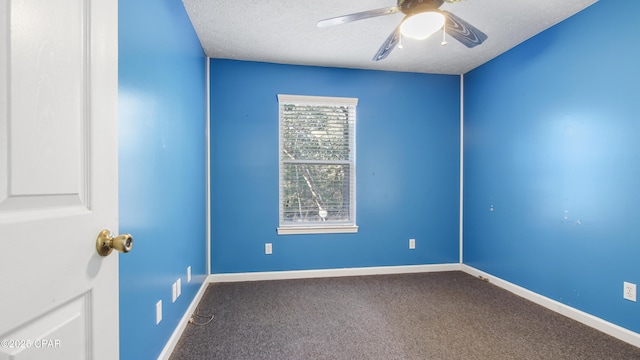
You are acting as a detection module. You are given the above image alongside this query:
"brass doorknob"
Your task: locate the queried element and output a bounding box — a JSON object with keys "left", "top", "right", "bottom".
{"left": 96, "top": 229, "right": 133, "bottom": 256}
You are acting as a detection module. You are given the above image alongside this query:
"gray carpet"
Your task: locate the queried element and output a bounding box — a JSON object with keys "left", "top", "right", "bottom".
{"left": 169, "top": 271, "right": 640, "bottom": 359}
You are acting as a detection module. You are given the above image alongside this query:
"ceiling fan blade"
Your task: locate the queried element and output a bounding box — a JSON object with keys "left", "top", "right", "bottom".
{"left": 317, "top": 7, "right": 398, "bottom": 28}
{"left": 442, "top": 11, "right": 487, "bottom": 48}
{"left": 372, "top": 24, "right": 401, "bottom": 62}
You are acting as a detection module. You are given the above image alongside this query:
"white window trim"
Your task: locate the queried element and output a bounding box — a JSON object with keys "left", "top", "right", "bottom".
{"left": 277, "top": 94, "right": 358, "bottom": 235}
{"left": 278, "top": 94, "right": 358, "bottom": 107}
{"left": 277, "top": 225, "right": 359, "bottom": 235}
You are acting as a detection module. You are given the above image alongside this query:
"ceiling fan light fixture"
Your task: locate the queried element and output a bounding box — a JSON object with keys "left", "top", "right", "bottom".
{"left": 400, "top": 11, "right": 445, "bottom": 40}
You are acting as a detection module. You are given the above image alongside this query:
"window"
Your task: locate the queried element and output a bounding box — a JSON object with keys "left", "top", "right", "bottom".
{"left": 277, "top": 94, "right": 358, "bottom": 235}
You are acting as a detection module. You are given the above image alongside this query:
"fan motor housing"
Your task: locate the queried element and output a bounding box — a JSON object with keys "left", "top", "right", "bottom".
{"left": 398, "top": 0, "right": 444, "bottom": 14}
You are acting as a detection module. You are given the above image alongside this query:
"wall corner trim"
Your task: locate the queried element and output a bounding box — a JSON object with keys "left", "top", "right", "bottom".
{"left": 206, "top": 57, "right": 212, "bottom": 275}
{"left": 461, "top": 265, "right": 640, "bottom": 348}
{"left": 459, "top": 74, "right": 464, "bottom": 264}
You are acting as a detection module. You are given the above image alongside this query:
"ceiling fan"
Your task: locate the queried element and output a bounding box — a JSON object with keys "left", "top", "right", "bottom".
{"left": 317, "top": 0, "right": 487, "bottom": 61}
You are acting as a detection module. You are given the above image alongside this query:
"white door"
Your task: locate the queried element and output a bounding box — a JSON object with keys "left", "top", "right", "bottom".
{"left": 0, "top": 0, "right": 119, "bottom": 359}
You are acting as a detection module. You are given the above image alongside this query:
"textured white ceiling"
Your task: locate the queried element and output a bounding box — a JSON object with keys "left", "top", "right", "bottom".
{"left": 183, "top": 0, "right": 598, "bottom": 75}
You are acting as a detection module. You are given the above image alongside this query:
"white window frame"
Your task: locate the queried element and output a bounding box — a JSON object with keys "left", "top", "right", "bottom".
{"left": 277, "top": 94, "right": 358, "bottom": 235}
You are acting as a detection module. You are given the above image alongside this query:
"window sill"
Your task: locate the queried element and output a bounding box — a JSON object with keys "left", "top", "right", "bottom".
{"left": 277, "top": 225, "right": 359, "bottom": 235}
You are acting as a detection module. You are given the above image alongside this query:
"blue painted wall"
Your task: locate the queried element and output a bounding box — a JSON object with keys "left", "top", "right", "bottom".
{"left": 118, "top": 0, "right": 207, "bottom": 359}
{"left": 464, "top": 1, "right": 640, "bottom": 333}
{"left": 210, "top": 60, "right": 461, "bottom": 273}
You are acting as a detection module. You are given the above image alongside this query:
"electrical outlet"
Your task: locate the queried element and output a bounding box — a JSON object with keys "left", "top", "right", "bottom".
{"left": 177, "top": 278, "right": 182, "bottom": 298}
{"left": 172, "top": 282, "right": 177, "bottom": 303}
{"left": 187, "top": 266, "right": 192, "bottom": 283}
{"left": 409, "top": 238, "right": 416, "bottom": 249}
{"left": 624, "top": 282, "right": 636, "bottom": 302}
{"left": 156, "top": 300, "right": 162, "bottom": 324}
{"left": 265, "top": 243, "right": 272, "bottom": 255}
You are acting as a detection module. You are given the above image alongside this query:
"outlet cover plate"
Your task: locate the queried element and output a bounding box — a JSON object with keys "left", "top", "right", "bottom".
{"left": 624, "top": 282, "right": 637, "bottom": 302}
{"left": 172, "top": 282, "right": 177, "bottom": 303}
{"left": 156, "top": 300, "right": 162, "bottom": 324}
{"left": 265, "top": 243, "right": 272, "bottom": 255}
{"left": 409, "top": 238, "right": 416, "bottom": 249}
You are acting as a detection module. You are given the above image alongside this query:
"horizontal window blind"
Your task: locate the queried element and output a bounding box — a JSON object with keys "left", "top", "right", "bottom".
{"left": 278, "top": 95, "right": 357, "bottom": 230}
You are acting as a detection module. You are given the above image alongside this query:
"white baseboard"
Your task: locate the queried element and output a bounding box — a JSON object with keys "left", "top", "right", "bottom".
{"left": 159, "top": 264, "right": 640, "bottom": 358}
{"left": 461, "top": 264, "right": 640, "bottom": 348}
{"left": 208, "top": 263, "right": 462, "bottom": 283}
{"left": 157, "top": 279, "right": 210, "bottom": 360}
